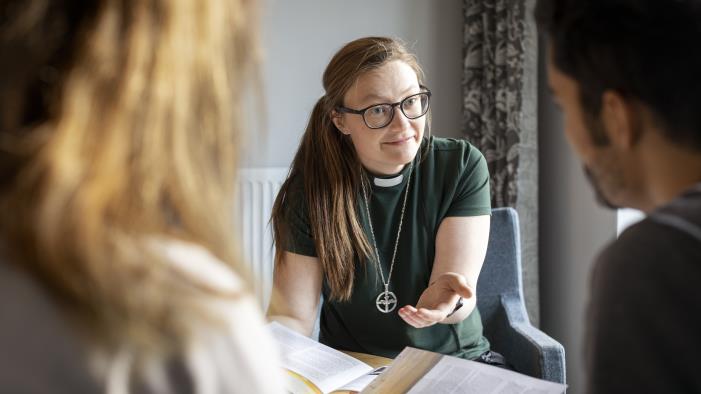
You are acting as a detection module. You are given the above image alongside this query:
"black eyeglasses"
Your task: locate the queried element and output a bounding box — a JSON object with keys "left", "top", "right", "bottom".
{"left": 336, "top": 87, "right": 431, "bottom": 129}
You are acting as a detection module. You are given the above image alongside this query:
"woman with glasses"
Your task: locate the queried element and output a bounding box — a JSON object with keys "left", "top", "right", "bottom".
{"left": 269, "top": 36, "right": 504, "bottom": 365}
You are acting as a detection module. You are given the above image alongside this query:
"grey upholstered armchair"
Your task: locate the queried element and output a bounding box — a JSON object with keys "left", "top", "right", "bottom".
{"left": 477, "top": 207, "right": 566, "bottom": 383}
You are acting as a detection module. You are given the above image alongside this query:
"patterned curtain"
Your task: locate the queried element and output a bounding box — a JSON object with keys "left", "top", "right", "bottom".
{"left": 462, "top": 0, "right": 540, "bottom": 324}
{"left": 462, "top": 0, "right": 526, "bottom": 208}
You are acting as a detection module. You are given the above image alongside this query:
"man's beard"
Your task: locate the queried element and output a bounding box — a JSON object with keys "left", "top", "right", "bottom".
{"left": 583, "top": 165, "right": 620, "bottom": 210}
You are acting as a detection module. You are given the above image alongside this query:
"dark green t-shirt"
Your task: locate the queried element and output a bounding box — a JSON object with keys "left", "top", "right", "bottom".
{"left": 283, "top": 137, "right": 492, "bottom": 359}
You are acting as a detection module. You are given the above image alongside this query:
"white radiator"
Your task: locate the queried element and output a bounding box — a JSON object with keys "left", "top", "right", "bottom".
{"left": 235, "top": 167, "right": 289, "bottom": 309}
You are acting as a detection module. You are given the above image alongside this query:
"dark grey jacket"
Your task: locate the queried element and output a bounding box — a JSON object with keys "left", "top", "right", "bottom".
{"left": 0, "top": 258, "right": 101, "bottom": 393}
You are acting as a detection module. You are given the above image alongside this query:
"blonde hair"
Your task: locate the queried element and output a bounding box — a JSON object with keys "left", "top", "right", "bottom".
{"left": 271, "top": 37, "right": 429, "bottom": 301}
{"left": 0, "top": 0, "right": 259, "bottom": 387}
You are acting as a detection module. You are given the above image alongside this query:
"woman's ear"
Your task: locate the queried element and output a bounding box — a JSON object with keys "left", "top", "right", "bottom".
{"left": 331, "top": 110, "right": 350, "bottom": 135}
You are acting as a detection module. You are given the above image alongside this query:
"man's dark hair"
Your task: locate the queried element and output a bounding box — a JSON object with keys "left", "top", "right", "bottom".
{"left": 536, "top": 0, "right": 701, "bottom": 149}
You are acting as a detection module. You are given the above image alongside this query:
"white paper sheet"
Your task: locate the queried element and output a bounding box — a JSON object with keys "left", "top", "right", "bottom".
{"left": 338, "top": 366, "right": 388, "bottom": 392}
{"left": 269, "top": 322, "right": 374, "bottom": 393}
{"left": 407, "top": 356, "right": 566, "bottom": 394}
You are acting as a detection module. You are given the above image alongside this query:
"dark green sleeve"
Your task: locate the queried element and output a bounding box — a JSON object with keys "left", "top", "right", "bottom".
{"left": 280, "top": 179, "right": 317, "bottom": 257}
{"left": 445, "top": 144, "right": 492, "bottom": 217}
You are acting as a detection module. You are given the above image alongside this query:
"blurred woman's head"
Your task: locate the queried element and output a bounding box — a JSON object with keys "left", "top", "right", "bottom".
{"left": 0, "top": 0, "right": 259, "bottom": 383}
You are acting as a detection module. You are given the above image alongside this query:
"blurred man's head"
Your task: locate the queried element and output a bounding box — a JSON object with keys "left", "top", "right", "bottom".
{"left": 536, "top": 0, "right": 701, "bottom": 211}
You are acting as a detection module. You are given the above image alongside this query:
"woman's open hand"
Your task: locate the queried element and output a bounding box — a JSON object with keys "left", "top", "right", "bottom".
{"left": 398, "top": 272, "right": 473, "bottom": 328}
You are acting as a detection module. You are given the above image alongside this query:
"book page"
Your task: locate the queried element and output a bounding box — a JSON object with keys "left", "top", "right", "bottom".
{"left": 269, "top": 322, "right": 373, "bottom": 394}
{"left": 336, "top": 366, "right": 388, "bottom": 392}
{"left": 406, "top": 352, "right": 566, "bottom": 394}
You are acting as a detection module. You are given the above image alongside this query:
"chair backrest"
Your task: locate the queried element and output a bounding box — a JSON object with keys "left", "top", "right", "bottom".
{"left": 476, "top": 207, "right": 525, "bottom": 328}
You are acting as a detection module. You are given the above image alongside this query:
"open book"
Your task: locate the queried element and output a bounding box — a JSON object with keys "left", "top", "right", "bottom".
{"left": 361, "top": 347, "right": 567, "bottom": 394}
{"left": 270, "top": 322, "right": 566, "bottom": 394}
{"left": 269, "top": 322, "right": 387, "bottom": 393}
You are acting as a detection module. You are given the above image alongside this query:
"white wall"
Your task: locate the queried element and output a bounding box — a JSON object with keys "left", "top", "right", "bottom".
{"left": 243, "top": 0, "right": 464, "bottom": 168}
{"left": 537, "top": 39, "right": 618, "bottom": 393}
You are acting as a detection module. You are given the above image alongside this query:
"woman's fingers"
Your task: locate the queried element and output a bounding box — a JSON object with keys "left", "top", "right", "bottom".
{"left": 399, "top": 306, "right": 442, "bottom": 328}
{"left": 399, "top": 311, "right": 424, "bottom": 327}
{"left": 454, "top": 283, "right": 473, "bottom": 299}
{"left": 398, "top": 306, "right": 422, "bottom": 326}
{"left": 401, "top": 305, "right": 418, "bottom": 313}
{"left": 416, "top": 307, "right": 444, "bottom": 322}
{"left": 445, "top": 273, "right": 474, "bottom": 299}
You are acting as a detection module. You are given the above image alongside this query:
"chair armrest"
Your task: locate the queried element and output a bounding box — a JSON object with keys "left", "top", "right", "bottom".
{"left": 488, "top": 294, "right": 566, "bottom": 384}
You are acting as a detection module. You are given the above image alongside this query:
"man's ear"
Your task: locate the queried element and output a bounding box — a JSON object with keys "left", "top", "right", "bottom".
{"left": 331, "top": 110, "right": 350, "bottom": 135}
{"left": 600, "top": 90, "right": 642, "bottom": 149}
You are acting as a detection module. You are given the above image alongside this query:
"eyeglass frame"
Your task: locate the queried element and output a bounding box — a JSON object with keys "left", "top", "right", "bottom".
{"left": 335, "top": 86, "right": 432, "bottom": 130}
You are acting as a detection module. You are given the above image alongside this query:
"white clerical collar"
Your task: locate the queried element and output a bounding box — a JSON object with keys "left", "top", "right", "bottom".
{"left": 373, "top": 174, "right": 404, "bottom": 188}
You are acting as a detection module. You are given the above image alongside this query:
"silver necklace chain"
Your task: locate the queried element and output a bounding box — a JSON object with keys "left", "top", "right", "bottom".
{"left": 361, "top": 164, "right": 413, "bottom": 313}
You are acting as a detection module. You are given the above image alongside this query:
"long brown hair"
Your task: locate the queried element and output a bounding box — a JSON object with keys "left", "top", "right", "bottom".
{"left": 0, "top": 0, "right": 259, "bottom": 385}
{"left": 271, "top": 37, "right": 428, "bottom": 301}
